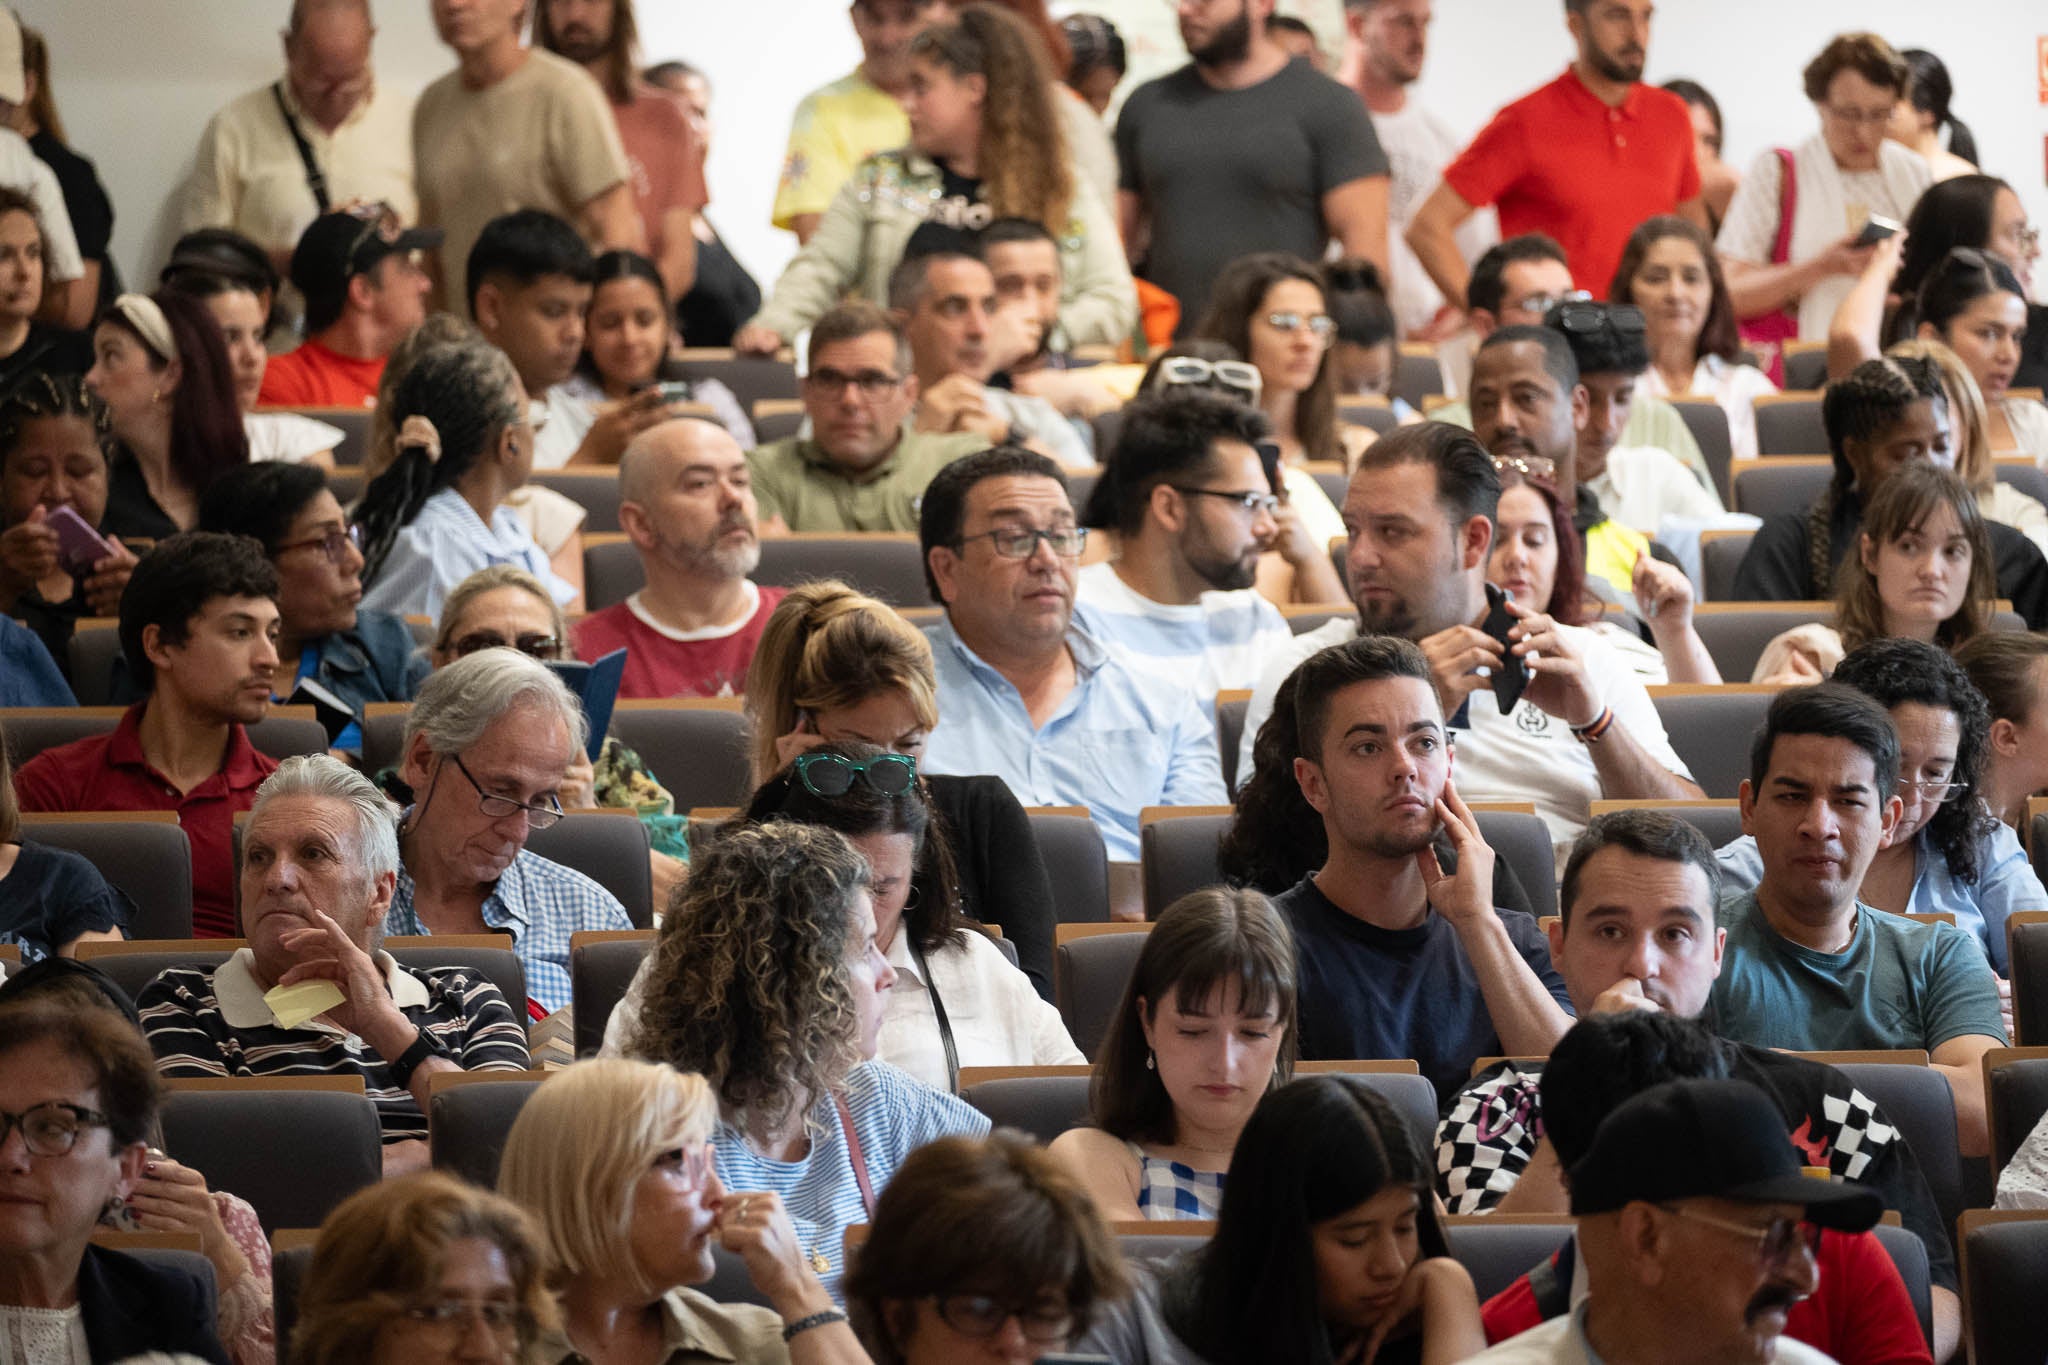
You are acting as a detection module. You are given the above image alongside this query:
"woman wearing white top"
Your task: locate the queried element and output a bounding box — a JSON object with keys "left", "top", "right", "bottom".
{"left": 1612, "top": 215, "right": 1777, "bottom": 464}
{"left": 1716, "top": 34, "right": 1930, "bottom": 343}
{"left": 162, "top": 269, "right": 338, "bottom": 469}
{"left": 354, "top": 336, "right": 580, "bottom": 619}
{"left": 733, "top": 742, "right": 1082, "bottom": 1093}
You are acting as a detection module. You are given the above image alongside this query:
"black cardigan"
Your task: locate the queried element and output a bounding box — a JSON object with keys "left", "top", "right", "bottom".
{"left": 76, "top": 1241, "right": 230, "bottom": 1363}
{"left": 925, "top": 773, "right": 1057, "bottom": 1000}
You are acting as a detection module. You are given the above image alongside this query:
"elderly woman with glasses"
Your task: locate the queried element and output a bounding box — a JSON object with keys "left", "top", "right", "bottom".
{"left": 501, "top": 1058, "right": 867, "bottom": 1364}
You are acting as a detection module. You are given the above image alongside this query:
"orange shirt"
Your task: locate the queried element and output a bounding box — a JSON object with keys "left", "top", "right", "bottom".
{"left": 256, "top": 338, "right": 384, "bottom": 410}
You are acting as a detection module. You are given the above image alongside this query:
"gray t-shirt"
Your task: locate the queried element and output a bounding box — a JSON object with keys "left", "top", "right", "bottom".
{"left": 1116, "top": 59, "right": 1388, "bottom": 326}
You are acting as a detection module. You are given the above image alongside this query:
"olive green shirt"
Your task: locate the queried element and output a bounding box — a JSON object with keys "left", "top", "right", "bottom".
{"left": 538, "top": 1287, "right": 791, "bottom": 1363}
{"left": 748, "top": 422, "right": 987, "bottom": 532}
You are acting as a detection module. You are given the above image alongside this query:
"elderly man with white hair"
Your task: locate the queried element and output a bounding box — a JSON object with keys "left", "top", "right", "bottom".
{"left": 386, "top": 646, "right": 633, "bottom": 1018}
{"left": 139, "top": 755, "right": 531, "bottom": 1174}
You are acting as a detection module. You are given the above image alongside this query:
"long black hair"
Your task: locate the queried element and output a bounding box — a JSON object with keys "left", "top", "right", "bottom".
{"left": 1217, "top": 670, "right": 1327, "bottom": 893}
{"left": 1162, "top": 1075, "right": 1448, "bottom": 1365}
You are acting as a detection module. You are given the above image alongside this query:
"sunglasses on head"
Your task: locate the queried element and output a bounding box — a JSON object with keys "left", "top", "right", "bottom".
{"left": 1154, "top": 356, "right": 1263, "bottom": 407}
{"left": 791, "top": 752, "right": 918, "bottom": 799}
{"left": 1549, "top": 300, "right": 1647, "bottom": 338}
{"left": 450, "top": 631, "right": 564, "bottom": 661}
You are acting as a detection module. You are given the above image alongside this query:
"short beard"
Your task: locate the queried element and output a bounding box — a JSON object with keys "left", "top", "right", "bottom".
{"left": 669, "top": 528, "right": 760, "bottom": 580}
{"left": 1586, "top": 42, "right": 1643, "bottom": 84}
{"left": 550, "top": 28, "right": 611, "bottom": 65}
{"left": 1190, "top": 546, "right": 1258, "bottom": 593}
{"left": 1357, "top": 597, "right": 1419, "bottom": 640}
{"left": 1365, "top": 822, "right": 1436, "bottom": 860}
{"left": 1189, "top": 5, "right": 1252, "bottom": 67}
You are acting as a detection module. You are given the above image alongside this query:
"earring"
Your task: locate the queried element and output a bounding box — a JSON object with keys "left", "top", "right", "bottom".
{"left": 150, "top": 389, "right": 162, "bottom": 404}
{"left": 1145, "top": 1050, "right": 1156, "bottom": 1071}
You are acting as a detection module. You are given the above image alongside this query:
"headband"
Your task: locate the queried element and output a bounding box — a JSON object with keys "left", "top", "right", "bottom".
{"left": 111, "top": 293, "right": 178, "bottom": 364}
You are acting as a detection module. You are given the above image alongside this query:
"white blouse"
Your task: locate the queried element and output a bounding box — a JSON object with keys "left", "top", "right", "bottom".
{"left": 0, "top": 1304, "right": 87, "bottom": 1364}
{"left": 880, "top": 928, "right": 1085, "bottom": 1092}
{"left": 1638, "top": 353, "right": 1778, "bottom": 465}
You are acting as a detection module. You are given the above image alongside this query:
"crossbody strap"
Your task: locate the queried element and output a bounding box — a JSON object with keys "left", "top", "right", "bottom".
{"left": 907, "top": 935, "right": 960, "bottom": 1094}
{"left": 1769, "top": 147, "right": 1798, "bottom": 267}
{"left": 831, "top": 1091, "right": 878, "bottom": 1218}
{"left": 272, "top": 82, "right": 331, "bottom": 213}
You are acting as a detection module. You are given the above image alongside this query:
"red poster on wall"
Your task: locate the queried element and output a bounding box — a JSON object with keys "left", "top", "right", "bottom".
{"left": 2039, "top": 36, "right": 2048, "bottom": 103}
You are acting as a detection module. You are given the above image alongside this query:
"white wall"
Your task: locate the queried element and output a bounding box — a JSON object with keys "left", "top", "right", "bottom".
{"left": 26, "top": 2, "right": 2048, "bottom": 303}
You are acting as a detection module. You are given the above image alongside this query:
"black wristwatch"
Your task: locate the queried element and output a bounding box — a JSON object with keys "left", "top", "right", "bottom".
{"left": 386, "top": 1028, "right": 445, "bottom": 1088}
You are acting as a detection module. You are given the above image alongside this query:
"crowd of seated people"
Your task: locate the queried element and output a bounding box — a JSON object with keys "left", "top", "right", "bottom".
{"left": 9, "top": 0, "right": 2048, "bottom": 1360}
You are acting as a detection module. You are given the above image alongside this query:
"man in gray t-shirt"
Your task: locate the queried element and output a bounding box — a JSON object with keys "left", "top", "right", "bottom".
{"left": 1115, "top": 0, "right": 1388, "bottom": 327}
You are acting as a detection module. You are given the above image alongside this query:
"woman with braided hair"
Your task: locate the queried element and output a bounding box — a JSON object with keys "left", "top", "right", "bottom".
{"left": 1731, "top": 354, "right": 2048, "bottom": 626}
{"left": 354, "top": 336, "right": 579, "bottom": 619}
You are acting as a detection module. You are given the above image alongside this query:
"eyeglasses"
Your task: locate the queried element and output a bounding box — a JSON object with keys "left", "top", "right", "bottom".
{"left": 1493, "top": 453, "right": 1559, "bottom": 483}
{"left": 654, "top": 1140, "right": 715, "bottom": 1190}
{"left": 1511, "top": 289, "right": 1590, "bottom": 319}
{"left": 1820, "top": 102, "right": 1895, "bottom": 129}
{"left": 448, "top": 753, "right": 566, "bottom": 829}
{"left": 1659, "top": 1204, "right": 1821, "bottom": 1270}
{"left": 1171, "top": 485, "right": 1280, "bottom": 517}
{"left": 792, "top": 752, "right": 919, "bottom": 798}
{"left": 0, "top": 1102, "right": 110, "bottom": 1158}
{"left": 2016, "top": 225, "right": 2041, "bottom": 256}
{"left": 955, "top": 525, "right": 1088, "bottom": 559}
{"left": 1153, "top": 356, "right": 1263, "bottom": 405}
{"left": 805, "top": 367, "right": 904, "bottom": 398}
{"left": 273, "top": 523, "right": 363, "bottom": 567}
{"left": 448, "top": 630, "right": 565, "bottom": 662}
{"left": 931, "top": 1293, "right": 1074, "bottom": 1344}
{"left": 1263, "top": 311, "right": 1336, "bottom": 343}
{"left": 1550, "top": 300, "right": 1647, "bottom": 338}
{"left": 1898, "top": 777, "right": 1963, "bottom": 803}
{"left": 398, "top": 1296, "right": 527, "bottom": 1342}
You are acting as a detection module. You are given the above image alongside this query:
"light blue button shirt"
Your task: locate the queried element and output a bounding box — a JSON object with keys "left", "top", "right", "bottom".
{"left": 360, "top": 487, "right": 576, "bottom": 621}
{"left": 1714, "top": 820, "right": 2045, "bottom": 975}
{"left": 921, "top": 616, "right": 1227, "bottom": 861}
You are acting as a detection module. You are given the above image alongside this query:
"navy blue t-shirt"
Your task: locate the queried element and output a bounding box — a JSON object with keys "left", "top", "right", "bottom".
{"left": 0, "top": 839, "right": 133, "bottom": 964}
{"left": 1273, "top": 874, "right": 1573, "bottom": 1103}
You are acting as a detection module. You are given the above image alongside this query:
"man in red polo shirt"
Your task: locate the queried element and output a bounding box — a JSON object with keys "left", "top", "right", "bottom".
{"left": 15, "top": 532, "right": 283, "bottom": 937}
{"left": 1405, "top": 0, "right": 1702, "bottom": 310}
{"left": 256, "top": 209, "right": 435, "bottom": 409}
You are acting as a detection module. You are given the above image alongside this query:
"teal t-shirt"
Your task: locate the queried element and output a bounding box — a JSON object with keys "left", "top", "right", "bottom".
{"left": 1709, "top": 891, "right": 2008, "bottom": 1053}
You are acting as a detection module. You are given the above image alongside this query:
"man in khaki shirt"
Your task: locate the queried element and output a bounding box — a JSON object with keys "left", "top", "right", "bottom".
{"left": 184, "top": 0, "right": 417, "bottom": 283}
{"left": 413, "top": 0, "right": 641, "bottom": 313}
{"left": 747, "top": 302, "right": 983, "bottom": 534}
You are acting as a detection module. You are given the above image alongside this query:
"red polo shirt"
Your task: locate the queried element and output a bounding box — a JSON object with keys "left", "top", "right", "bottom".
{"left": 256, "top": 339, "right": 385, "bottom": 410}
{"left": 13, "top": 703, "right": 279, "bottom": 938}
{"left": 1443, "top": 68, "right": 1700, "bottom": 296}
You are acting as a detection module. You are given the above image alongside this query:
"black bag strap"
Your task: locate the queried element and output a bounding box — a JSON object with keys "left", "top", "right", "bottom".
{"left": 272, "top": 82, "right": 331, "bottom": 213}
{"left": 1528, "top": 1238, "right": 1573, "bottom": 1321}
{"left": 907, "top": 934, "right": 960, "bottom": 1094}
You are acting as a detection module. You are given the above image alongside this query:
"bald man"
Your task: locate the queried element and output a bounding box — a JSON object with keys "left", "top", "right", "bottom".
{"left": 568, "top": 419, "right": 787, "bottom": 699}
{"left": 184, "top": 0, "right": 419, "bottom": 281}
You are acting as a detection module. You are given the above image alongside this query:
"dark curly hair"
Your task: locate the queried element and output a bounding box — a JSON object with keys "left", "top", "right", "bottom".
{"left": 1831, "top": 637, "right": 1997, "bottom": 885}
{"left": 622, "top": 820, "right": 873, "bottom": 1137}
{"left": 1217, "top": 669, "right": 1327, "bottom": 894}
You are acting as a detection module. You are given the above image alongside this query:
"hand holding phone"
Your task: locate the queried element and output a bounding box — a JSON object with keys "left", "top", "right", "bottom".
{"left": 47, "top": 504, "right": 115, "bottom": 577}
{"left": 1478, "top": 583, "right": 1528, "bottom": 715}
{"left": 1853, "top": 214, "right": 1902, "bottom": 247}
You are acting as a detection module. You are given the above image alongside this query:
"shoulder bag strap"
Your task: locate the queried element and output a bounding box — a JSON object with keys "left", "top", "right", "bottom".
{"left": 907, "top": 934, "right": 960, "bottom": 1094}
{"left": 272, "top": 82, "right": 331, "bottom": 213}
{"left": 1770, "top": 147, "right": 1798, "bottom": 267}
{"left": 832, "top": 1090, "right": 878, "bottom": 1218}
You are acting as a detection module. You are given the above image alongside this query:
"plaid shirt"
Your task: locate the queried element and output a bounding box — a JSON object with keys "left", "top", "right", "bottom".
{"left": 1132, "top": 1145, "right": 1225, "bottom": 1221}
{"left": 387, "top": 848, "right": 632, "bottom": 1017}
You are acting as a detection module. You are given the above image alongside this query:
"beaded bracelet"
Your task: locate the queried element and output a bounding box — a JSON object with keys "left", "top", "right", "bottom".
{"left": 783, "top": 1309, "right": 849, "bottom": 1342}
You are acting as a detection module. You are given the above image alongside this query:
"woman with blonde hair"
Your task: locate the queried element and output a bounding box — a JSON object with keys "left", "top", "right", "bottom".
{"left": 734, "top": 3, "right": 1134, "bottom": 355}
{"left": 743, "top": 581, "right": 1057, "bottom": 994}
{"left": 290, "top": 1170, "right": 556, "bottom": 1365}
{"left": 1753, "top": 460, "right": 1994, "bottom": 684}
{"left": 612, "top": 821, "right": 989, "bottom": 1298}
{"left": 499, "top": 1058, "right": 866, "bottom": 1363}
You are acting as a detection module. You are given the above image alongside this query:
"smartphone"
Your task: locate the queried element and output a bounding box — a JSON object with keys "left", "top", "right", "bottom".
{"left": 1479, "top": 582, "right": 1529, "bottom": 716}
{"left": 48, "top": 504, "right": 114, "bottom": 577}
{"left": 1854, "top": 214, "right": 1902, "bottom": 247}
{"left": 654, "top": 380, "right": 694, "bottom": 405}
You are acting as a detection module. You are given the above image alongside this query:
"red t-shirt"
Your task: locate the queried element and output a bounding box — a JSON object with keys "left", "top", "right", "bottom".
{"left": 256, "top": 339, "right": 386, "bottom": 410}
{"left": 1443, "top": 68, "right": 1700, "bottom": 296}
{"left": 12, "top": 703, "right": 279, "bottom": 938}
{"left": 1481, "top": 1229, "right": 1931, "bottom": 1365}
{"left": 571, "top": 583, "right": 787, "bottom": 700}
{"left": 612, "top": 86, "right": 709, "bottom": 270}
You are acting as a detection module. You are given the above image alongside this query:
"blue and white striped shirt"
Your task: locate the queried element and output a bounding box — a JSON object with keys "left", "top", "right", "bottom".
{"left": 1075, "top": 561, "right": 1295, "bottom": 713}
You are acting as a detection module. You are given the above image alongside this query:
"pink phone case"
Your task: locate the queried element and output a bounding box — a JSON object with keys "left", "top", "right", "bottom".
{"left": 48, "top": 505, "right": 112, "bottom": 573}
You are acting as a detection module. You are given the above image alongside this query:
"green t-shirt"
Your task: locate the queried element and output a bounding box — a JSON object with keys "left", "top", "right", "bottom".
{"left": 747, "top": 423, "right": 986, "bottom": 533}
{"left": 1709, "top": 891, "right": 2008, "bottom": 1053}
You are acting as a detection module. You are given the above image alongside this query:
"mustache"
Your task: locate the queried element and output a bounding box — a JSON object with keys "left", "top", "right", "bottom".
{"left": 1744, "top": 1282, "right": 1806, "bottom": 1325}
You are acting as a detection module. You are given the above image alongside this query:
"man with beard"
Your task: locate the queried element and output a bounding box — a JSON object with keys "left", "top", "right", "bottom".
{"left": 1467, "top": 1077, "right": 1883, "bottom": 1365}
{"left": 1115, "top": 0, "right": 1389, "bottom": 328}
{"left": 1273, "top": 632, "right": 1572, "bottom": 1100}
{"left": 384, "top": 649, "right": 632, "bottom": 1018}
{"left": 1075, "top": 390, "right": 1293, "bottom": 702}
{"left": 535, "top": 0, "right": 705, "bottom": 301}
{"left": 747, "top": 302, "right": 984, "bottom": 533}
{"left": 1236, "top": 422, "right": 1700, "bottom": 860}
{"left": 14, "top": 533, "right": 282, "bottom": 938}
{"left": 920, "top": 445, "right": 1224, "bottom": 863}
{"left": 570, "top": 419, "right": 786, "bottom": 699}
{"left": 1439, "top": 808, "right": 1961, "bottom": 1359}
{"left": 1406, "top": 0, "right": 1703, "bottom": 308}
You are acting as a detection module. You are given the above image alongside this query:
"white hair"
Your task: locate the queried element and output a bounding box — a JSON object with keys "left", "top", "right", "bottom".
{"left": 250, "top": 754, "right": 400, "bottom": 884}
{"left": 405, "top": 647, "right": 588, "bottom": 759}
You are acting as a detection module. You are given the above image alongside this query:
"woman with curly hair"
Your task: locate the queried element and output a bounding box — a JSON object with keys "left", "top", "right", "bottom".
{"left": 735, "top": 3, "right": 1134, "bottom": 355}
{"left": 610, "top": 820, "right": 989, "bottom": 1297}
{"left": 290, "top": 1170, "right": 557, "bottom": 1365}
{"left": 1720, "top": 636, "right": 2044, "bottom": 979}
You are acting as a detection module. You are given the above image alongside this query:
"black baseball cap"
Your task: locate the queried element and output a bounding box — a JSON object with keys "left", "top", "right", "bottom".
{"left": 290, "top": 211, "right": 443, "bottom": 297}
{"left": 1567, "top": 1078, "right": 1883, "bottom": 1232}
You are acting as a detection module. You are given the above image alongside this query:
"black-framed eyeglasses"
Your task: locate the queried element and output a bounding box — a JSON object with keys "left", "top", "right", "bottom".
{"left": 955, "top": 526, "right": 1088, "bottom": 559}
{"left": 448, "top": 753, "right": 566, "bottom": 829}
{"left": 1549, "top": 300, "right": 1647, "bottom": 338}
{"left": 398, "top": 1296, "right": 528, "bottom": 1341}
{"left": 449, "top": 631, "right": 565, "bottom": 661}
{"left": 805, "top": 367, "right": 903, "bottom": 398}
{"left": 0, "top": 1102, "right": 111, "bottom": 1158}
{"left": 1171, "top": 486, "right": 1280, "bottom": 517}
{"left": 931, "top": 1293, "right": 1074, "bottom": 1344}
{"left": 1657, "top": 1204, "right": 1821, "bottom": 1271}
{"left": 273, "top": 523, "right": 363, "bottom": 567}
{"left": 792, "top": 752, "right": 918, "bottom": 798}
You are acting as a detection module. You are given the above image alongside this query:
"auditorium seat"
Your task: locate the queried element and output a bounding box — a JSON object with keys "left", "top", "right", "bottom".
{"left": 1338, "top": 394, "right": 1397, "bottom": 436}
{"left": 751, "top": 398, "right": 804, "bottom": 444}
{"left": 1054, "top": 923, "right": 1150, "bottom": 1060}
{"left": 585, "top": 531, "right": 930, "bottom": 609}
{"left": 530, "top": 469, "right": 624, "bottom": 534}
{"left": 1780, "top": 342, "right": 1829, "bottom": 392}
{"left": 428, "top": 1070, "right": 549, "bottom": 1188}
{"left": 1441, "top": 1219, "right": 1574, "bottom": 1302}
{"left": 15, "top": 813, "right": 195, "bottom": 938}
{"left": 1829, "top": 1058, "right": 1965, "bottom": 1243}
{"left": 1985, "top": 1048, "right": 2048, "bottom": 1182}
{"left": 1647, "top": 685, "right": 1779, "bottom": 799}
{"left": 1139, "top": 807, "right": 1233, "bottom": 921}
{"left": 1588, "top": 799, "right": 1744, "bottom": 853}
{"left": 283, "top": 407, "right": 371, "bottom": 466}
{"left": 1214, "top": 691, "right": 1250, "bottom": 790}
{"left": 1753, "top": 394, "right": 1826, "bottom": 455}
{"left": 676, "top": 351, "right": 800, "bottom": 416}
{"left": 1960, "top": 1210, "right": 2048, "bottom": 1365}
{"left": 160, "top": 1077, "right": 382, "bottom": 1234}
{"left": 1392, "top": 345, "right": 1445, "bottom": 410}
{"left": 525, "top": 810, "right": 656, "bottom": 929}
{"left": 1025, "top": 806, "right": 1112, "bottom": 925}
{"left": 0, "top": 705, "right": 329, "bottom": 767}
{"left": 607, "top": 699, "right": 753, "bottom": 813}
{"left": 570, "top": 929, "right": 655, "bottom": 1058}
{"left": 1668, "top": 397, "right": 1733, "bottom": 506}
{"left": 64, "top": 622, "right": 123, "bottom": 706}
{"left": 2010, "top": 913, "right": 2048, "bottom": 1048}
{"left": 1699, "top": 529, "right": 1756, "bottom": 602}
{"left": 271, "top": 1233, "right": 316, "bottom": 1362}
{"left": 1730, "top": 457, "right": 1828, "bottom": 519}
